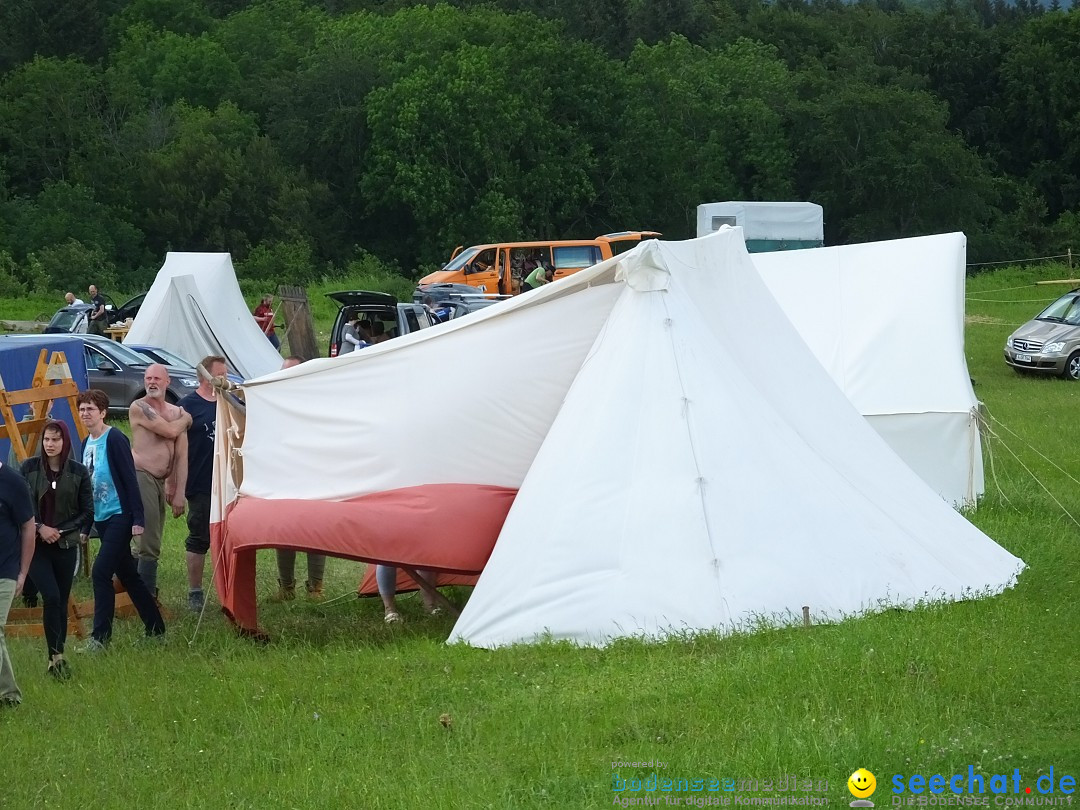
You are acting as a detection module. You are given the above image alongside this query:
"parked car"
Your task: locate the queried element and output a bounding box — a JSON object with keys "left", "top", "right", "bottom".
{"left": 413, "top": 283, "right": 509, "bottom": 321}
{"left": 327, "top": 291, "right": 434, "bottom": 357}
{"left": 413, "top": 283, "right": 497, "bottom": 302}
{"left": 0, "top": 333, "right": 198, "bottom": 413}
{"left": 84, "top": 335, "right": 200, "bottom": 412}
{"left": 127, "top": 344, "right": 245, "bottom": 385}
{"left": 111, "top": 293, "right": 146, "bottom": 324}
{"left": 43, "top": 292, "right": 145, "bottom": 334}
{"left": 1003, "top": 290, "right": 1080, "bottom": 380}
{"left": 44, "top": 302, "right": 101, "bottom": 334}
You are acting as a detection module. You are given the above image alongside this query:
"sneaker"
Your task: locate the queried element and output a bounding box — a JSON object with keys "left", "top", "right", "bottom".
{"left": 0, "top": 696, "right": 21, "bottom": 709}
{"left": 77, "top": 638, "right": 107, "bottom": 654}
{"left": 384, "top": 611, "right": 403, "bottom": 625}
{"left": 188, "top": 590, "right": 205, "bottom": 613}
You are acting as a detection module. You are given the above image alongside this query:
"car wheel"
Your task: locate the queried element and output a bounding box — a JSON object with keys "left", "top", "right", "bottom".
{"left": 1062, "top": 352, "right": 1080, "bottom": 381}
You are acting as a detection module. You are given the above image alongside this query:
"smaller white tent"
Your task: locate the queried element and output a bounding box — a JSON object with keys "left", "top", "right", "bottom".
{"left": 751, "top": 233, "right": 982, "bottom": 505}
{"left": 124, "top": 253, "right": 282, "bottom": 380}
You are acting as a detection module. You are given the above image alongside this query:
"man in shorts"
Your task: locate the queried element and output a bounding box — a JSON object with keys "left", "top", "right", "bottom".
{"left": 178, "top": 356, "right": 226, "bottom": 612}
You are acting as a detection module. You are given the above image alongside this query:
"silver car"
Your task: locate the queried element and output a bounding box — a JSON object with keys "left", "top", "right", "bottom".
{"left": 1003, "top": 291, "right": 1080, "bottom": 380}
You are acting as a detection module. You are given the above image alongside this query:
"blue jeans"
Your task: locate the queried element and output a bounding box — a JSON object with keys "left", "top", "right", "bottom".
{"left": 91, "top": 515, "right": 165, "bottom": 642}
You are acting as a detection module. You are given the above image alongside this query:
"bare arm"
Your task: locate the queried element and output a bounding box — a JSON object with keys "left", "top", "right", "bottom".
{"left": 129, "top": 400, "right": 192, "bottom": 439}
{"left": 166, "top": 431, "right": 188, "bottom": 516}
{"left": 15, "top": 516, "right": 34, "bottom": 596}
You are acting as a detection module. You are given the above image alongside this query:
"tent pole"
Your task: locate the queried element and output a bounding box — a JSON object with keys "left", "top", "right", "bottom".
{"left": 401, "top": 567, "right": 460, "bottom": 618}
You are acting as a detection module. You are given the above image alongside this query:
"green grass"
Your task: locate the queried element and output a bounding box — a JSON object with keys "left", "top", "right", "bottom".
{"left": 3, "top": 264, "right": 1079, "bottom": 808}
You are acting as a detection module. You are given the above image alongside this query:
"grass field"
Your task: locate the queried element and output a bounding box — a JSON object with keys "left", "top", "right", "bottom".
{"left": 2, "top": 263, "right": 1078, "bottom": 809}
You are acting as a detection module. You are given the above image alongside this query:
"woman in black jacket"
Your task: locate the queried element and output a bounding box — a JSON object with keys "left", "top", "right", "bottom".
{"left": 20, "top": 419, "right": 92, "bottom": 679}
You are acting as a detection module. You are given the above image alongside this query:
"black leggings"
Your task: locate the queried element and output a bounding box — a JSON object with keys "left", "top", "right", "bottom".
{"left": 27, "top": 542, "right": 78, "bottom": 658}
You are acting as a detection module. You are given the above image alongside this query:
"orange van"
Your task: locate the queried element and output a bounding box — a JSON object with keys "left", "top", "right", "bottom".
{"left": 416, "top": 232, "right": 660, "bottom": 296}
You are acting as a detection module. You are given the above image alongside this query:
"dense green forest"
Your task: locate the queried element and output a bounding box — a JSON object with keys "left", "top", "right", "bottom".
{"left": 1, "top": 0, "right": 1078, "bottom": 295}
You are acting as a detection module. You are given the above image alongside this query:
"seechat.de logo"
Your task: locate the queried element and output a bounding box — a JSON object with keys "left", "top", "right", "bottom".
{"left": 891, "top": 766, "right": 1076, "bottom": 806}
{"left": 850, "top": 769, "right": 878, "bottom": 808}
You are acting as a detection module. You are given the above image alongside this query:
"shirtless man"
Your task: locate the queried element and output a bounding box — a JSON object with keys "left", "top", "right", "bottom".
{"left": 129, "top": 364, "right": 191, "bottom": 596}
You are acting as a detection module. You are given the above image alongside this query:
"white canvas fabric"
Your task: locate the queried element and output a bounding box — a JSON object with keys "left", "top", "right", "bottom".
{"left": 449, "top": 233, "right": 1021, "bottom": 648}
{"left": 750, "top": 233, "right": 983, "bottom": 505}
{"left": 224, "top": 229, "right": 1021, "bottom": 648}
{"left": 124, "top": 253, "right": 282, "bottom": 380}
{"left": 238, "top": 282, "right": 623, "bottom": 500}
{"left": 696, "top": 202, "right": 824, "bottom": 241}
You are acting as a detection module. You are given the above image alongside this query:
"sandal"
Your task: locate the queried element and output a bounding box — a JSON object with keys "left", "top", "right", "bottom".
{"left": 427, "top": 605, "right": 444, "bottom": 616}
{"left": 383, "top": 611, "right": 403, "bottom": 625}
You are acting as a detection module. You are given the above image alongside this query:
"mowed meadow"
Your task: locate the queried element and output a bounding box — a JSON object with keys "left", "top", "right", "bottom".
{"left": 2, "top": 263, "right": 1078, "bottom": 809}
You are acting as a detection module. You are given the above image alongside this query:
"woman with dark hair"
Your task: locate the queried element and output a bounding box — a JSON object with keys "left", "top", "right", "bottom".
{"left": 20, "top": 419, "right": 92, "bottom": 679}
{"left": 76, "top": 389, "right": 165, "bottom": 651}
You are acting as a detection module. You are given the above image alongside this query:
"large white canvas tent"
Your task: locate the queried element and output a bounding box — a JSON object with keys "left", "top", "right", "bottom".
{"left": 212, "top": 229, "right": 1022, "bottom": 646}
{"left": 750, "top": 233, "right": 982, "bottom": 506}
{"left": 124, "top": 253, "right": 282, "bottom": 380}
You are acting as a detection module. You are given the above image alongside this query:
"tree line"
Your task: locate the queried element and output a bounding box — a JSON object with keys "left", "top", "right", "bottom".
{"left": 1, "top": 0, "right": 1078, "bottom": 295}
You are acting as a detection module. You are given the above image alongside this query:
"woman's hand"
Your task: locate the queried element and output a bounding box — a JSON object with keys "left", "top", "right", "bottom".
{"left": 39, "top": 525, "right": 61, "bottom": 543}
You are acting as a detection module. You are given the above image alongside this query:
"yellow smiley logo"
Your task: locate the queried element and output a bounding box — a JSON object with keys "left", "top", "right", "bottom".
{"left": 848, "top": 769, "right": 877, "bottom": 799}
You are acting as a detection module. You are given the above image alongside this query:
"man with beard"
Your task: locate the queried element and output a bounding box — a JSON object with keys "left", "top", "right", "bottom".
{"left": 129, "top": 364, "right": 190, "bottom": 596}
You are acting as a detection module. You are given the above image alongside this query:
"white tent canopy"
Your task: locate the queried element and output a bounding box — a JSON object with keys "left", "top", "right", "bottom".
{"left": 124, "top": 252, "right": 282, "bottom": 380}
{"left": 224, "top": 229, "right": 1021, "bottom": 648}
{"left": 750, "top": 233, "right": 982, "bottom": 505}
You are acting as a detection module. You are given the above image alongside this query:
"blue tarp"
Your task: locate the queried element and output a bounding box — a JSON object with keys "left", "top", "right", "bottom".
{"left": 0, "top": 335, "right": 89, "bottom": 463}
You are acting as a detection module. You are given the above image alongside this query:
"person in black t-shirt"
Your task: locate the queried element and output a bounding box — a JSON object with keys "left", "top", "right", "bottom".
{"left": 178, "top": 355, "right": 227, "bottom": 613}
{"left": 0, "top": 458, "right": 35, "bottom": 706}
{"left": 87, "top": 284, "right": 109, "bottom": 336}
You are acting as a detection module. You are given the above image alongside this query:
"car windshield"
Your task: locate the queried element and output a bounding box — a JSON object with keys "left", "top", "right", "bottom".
{"left": 48, "top": 309, "right": 83, "bottom": 330}
{"left": 135, "top": 347, "right": 193, "bottom": 368}
{"left": 442, "top": 247, "right": 480, "bottom": 272}
{"left": 1036, "top": 294, "right": 1080, "bottom": 325}
{"left": 100, "top": 340, "right": 157, "bottom": 365}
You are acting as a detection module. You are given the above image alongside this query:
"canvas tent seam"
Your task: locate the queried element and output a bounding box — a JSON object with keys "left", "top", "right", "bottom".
{"left": 654, "top": 252, "right": 722, "bottom": 596}
{"left": 184, "top": 291, "right": 243, "bottom": 375}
